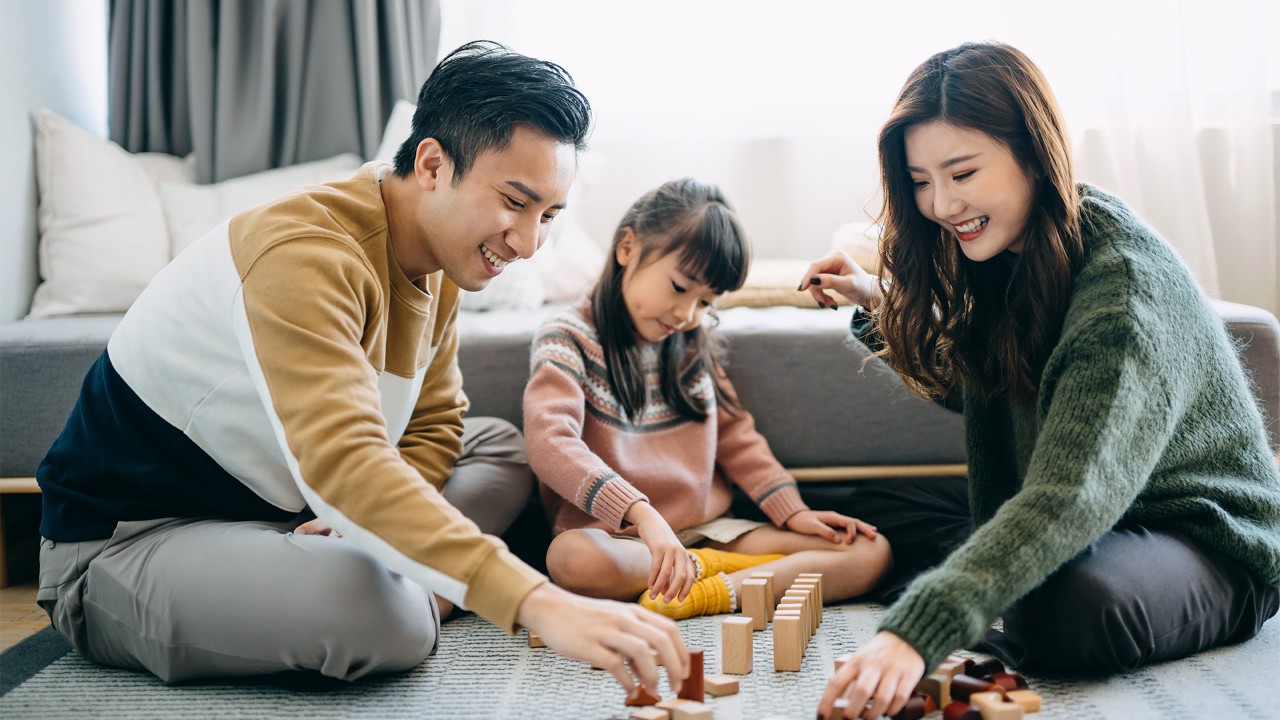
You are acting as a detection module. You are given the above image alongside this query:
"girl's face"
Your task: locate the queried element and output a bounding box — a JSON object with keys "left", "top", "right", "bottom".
{"left": 904, "top": 120, "right": 1037, "bottom": 262}
{"left": 616, "top": 229, "right": 720, "bottom": 344}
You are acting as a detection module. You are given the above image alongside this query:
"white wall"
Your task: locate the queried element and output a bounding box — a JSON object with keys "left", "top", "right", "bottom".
{"left": 0, "top": 0, "right": 108, "bottom": 322}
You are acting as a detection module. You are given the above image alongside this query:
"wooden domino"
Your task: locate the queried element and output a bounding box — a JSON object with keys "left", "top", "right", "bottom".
{"left": 915, "top": 672, "right": 952, "bottom": 708}
{"left": 527, "top": 630, "right": 546, "bottom": 648}
{"left": 720, "top": 617, "right": 753, "bottom": 675}
{"left": 791, "top": 580, "right": 821, "bottom": 631}
{"left": 703, "top": 674, "right": 739, "bottom": 697}
{"left": 626, "top": 683, "right": 661, "bottom": 706}
{"left": 834, "top": 654, "right": 853, "bottom": 672}
{"left": 1005, "top": 690, "right": 1042, "bottom": 712}
{"left": 677, "top": 649, "right": 704, "bottom": 701}
{"left": 628, "top": 708, "right": 670, "bottom": 720}
{"left": 970, "top": 691, "right": 1024, "bottom": 719}
{"left": 771, "top": 613, "right": 804, "bottom": 671}
{"left": 749, "top": 571, "right": 775, "bottom": 620}
{"left": 942, "top": 701, "right": 982, "bottom": 720}
{"left": 740, "top": 578, "right": 769, "bottom": 631}
{"left": 936, "top": 656, "right": 968, "bottom": 680}
{"left": 669, "top": 700, "right": 713, "bottom": 720}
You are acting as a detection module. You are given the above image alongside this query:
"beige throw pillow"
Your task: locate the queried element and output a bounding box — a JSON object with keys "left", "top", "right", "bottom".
{"left": 28, "top": 109, "right": 184, "bottom": 318}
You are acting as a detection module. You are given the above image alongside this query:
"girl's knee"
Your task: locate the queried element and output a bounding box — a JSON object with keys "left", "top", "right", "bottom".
{"left": 545, "top": 530, "right": 626, "bottom": 596}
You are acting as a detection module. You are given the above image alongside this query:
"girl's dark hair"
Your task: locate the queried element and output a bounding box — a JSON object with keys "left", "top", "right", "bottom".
{"left": 875, "top": 41, "right": 1084, "bottom": 403}
{"left": 591, "top": 178, "right": 750, "bottom": 422}
{"left": 393, "top": 40, "right": 592, "bottom": 180}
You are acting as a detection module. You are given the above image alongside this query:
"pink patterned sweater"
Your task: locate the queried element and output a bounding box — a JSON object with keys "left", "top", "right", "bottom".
{"left": 524, "top": 298, "right": 808, "bottom": 536}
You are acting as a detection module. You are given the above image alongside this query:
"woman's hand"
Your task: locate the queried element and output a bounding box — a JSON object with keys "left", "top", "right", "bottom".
{"left": 516, "top": 583, "right": 690, "bottom": 697}
{"left": 784, "top": 510, "right": 877, "bottom": 544}
{"left": 817, "top": 631, "right": 927, "bottom": 720}
{"left": 626, "top": 501, "right": 696, "bottom": 602}
{"left": 798, "top": 250, "right": 882, "bottom": 309}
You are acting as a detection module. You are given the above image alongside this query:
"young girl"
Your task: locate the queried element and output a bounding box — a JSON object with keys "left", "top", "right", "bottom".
{"left": 805, "top": 42, "right": 1280, "bottom": 720}
{"left": 523, "top": 178, "right": 892, "bottom": 619}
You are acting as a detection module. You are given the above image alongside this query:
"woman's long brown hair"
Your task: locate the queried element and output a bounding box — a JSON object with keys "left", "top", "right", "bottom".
{"left": 875, "top": 42, "right": 1084, "bottom": 403}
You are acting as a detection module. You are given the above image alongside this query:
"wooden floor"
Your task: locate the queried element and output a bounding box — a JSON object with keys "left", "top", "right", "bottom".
{"left": 1, "top": 583, "right": 48, "bottom": 652}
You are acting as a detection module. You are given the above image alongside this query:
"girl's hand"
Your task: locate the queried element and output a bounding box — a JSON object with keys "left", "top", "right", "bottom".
{"left": 627, "top": 502, "right": 696, "bottom": 602}
{"left": 798, "top": 250, "right": 882, "bottom": 309}
{"left": 294, "top": 518, "right": 341, "bottom": 537}
{"left": 784, "top": 510, "right": 877, "bottom": 544}
{"left": 817, "top": 631, "right": 927, "bottom": 720}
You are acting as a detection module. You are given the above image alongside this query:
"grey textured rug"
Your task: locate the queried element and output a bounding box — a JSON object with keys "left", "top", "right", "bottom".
{"left": 2, "top": 603, "right": 1277, "bottom": 719}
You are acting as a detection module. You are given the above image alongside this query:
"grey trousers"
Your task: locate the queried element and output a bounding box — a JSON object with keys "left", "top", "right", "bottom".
{"left": 37, "top": 417, "right": 534, "bottom": 683}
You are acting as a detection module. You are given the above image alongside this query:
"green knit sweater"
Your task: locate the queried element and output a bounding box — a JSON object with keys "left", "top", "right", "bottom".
{"left": 865, "top": 184, "right": 1280, "bottom": 673}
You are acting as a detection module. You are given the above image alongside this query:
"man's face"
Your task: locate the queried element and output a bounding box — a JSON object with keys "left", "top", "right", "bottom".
{"left": 410, "top": 126, "right": 577, "bottom": 291}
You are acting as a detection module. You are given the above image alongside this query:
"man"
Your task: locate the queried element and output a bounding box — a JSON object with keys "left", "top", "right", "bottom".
{"left": 35, "top": 41, "right": 688, "bottom": 696}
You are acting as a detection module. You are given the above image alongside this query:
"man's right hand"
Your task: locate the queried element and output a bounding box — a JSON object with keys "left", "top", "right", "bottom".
{"left": 515, "top": 582, "right": 690, "bottom": 696}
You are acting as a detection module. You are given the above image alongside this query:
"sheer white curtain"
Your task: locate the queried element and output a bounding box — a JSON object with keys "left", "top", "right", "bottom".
{"left": 440, "top": 0, "right": 1279, "bottom": 314}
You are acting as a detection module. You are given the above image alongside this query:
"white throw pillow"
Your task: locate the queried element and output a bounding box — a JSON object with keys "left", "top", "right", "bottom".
{"left": 159, "top": 154, "right": 364, "bottom": 257}
{"left": 28, "top": 109, "right": 180, "bottom": 318}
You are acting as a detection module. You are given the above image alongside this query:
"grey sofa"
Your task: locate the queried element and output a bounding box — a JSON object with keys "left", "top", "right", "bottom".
{"left": 2, "top": 299, "right": 1278, "bottom": 576}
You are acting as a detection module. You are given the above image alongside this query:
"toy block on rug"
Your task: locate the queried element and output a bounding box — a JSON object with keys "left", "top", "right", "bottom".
{"left": 771, "top": 612, "right": 804, "bottom": 671}
{"left": 889, "top": 691, "right": 938, "bottom": 720}
{"left": 526, "top": 630, "right": 546, "bottom": 648}
{"left": 677, "top": 649, "right": 704, "bottom": 701}
{"left": 703, "top": 674, "right": 739, "bottom": 697}
{"left": 628, "top": 708, "right": 669, "bottom": 720}
{"left": 970, "top": 690, "right": 1025, "bottom": 719}
{"left": 739, "top": 578, "right": 769, "bottom": 631}
{"left": 748, "top": 570, "right": 775, "bottom": 620}
{"left": 720, "top": 617, "right": 753, "bottom": 675}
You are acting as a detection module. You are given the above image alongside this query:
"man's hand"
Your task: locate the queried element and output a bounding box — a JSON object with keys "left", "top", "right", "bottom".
{"left": 784, "top": 509, "right": 877, "bottom": 544}
{"left": 817, "top": 631, "right": 926, "bottom": 720}
{"left": 626, "top": 501, "right": 696, "bottom": 602}
{"left": 293, "top": 518, "right": 340, "bottom": 537}
{"left": 516, "top": 583, "right": 690, "bottom": 696}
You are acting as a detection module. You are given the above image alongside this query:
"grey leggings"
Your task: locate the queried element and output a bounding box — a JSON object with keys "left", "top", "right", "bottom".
{"left": 37, "top": 417, "right": 534, "bottom": 683}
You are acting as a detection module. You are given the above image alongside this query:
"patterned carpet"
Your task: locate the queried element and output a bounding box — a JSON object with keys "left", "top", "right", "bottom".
{"left": 2, "top": 603, "right": 1277, "bottom": 719}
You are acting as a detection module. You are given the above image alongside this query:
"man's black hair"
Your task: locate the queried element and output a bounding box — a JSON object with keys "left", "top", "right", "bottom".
{"left": 392, "top": 40, "right": 592, "bottom": 181}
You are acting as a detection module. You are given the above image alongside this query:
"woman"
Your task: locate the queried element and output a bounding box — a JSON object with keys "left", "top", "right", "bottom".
{"left": 801, "top": 41, "right": 1280, "bottom": 720}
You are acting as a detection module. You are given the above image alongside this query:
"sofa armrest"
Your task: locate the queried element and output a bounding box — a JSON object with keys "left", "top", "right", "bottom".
{"left": 1211, "top": 299, "right": 1280, "bottom": 452}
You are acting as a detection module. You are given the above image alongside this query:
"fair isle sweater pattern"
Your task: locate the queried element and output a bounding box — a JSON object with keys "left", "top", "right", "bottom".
{"left": 524, "top": 298, "right": 808, "bottom": 536}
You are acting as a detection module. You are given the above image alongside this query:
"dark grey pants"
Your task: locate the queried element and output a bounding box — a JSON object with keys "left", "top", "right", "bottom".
{"left": 837, "top": 477, "right": 1280, "bottom": 675}
{"left": 38, "top": 417, "right": 534, "bottom": 683}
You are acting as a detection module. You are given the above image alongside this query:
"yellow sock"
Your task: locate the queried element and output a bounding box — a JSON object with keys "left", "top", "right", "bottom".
{"left": 638, "top": 573, "right": 734, "bottom": 620}
{"left": 687, "top": 547, "right": 785, "bottom": 580}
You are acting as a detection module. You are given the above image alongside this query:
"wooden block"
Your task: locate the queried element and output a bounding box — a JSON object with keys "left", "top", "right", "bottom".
{"left": 740, "top": 578, "right": 769, "bottom": 631}
{"left": 968, "top": 658, "right": 1006, "bottom": 680}
{"left": 720, "top": 617, "right": 753, "bottom": 675}
{"left": 937, "top": 657, "right": 968, "bottom": 679}
{"left": 656, "top": 699, "right": 687, "bottom": 712}
{"left": 989, "top": 673, "right": 1023, "bottom": 692}
{"left": 792, "top": 580, "right": 821, "bottom": 630}
{"left": 943, "top": 701, "right": 983, "bottom": 720}
{"left": 629, "top": 708, "right": 670, "bottom": 720}
{"left": 749, "top": 571, "right": 775, "bottom": 620}
{"left": 829, "top": 698, "right": 851, "bottom": 720}
{"left": 890, "top": 693, "right": 930, "bottom": 720}
{"left": 915, "top": 672, "right": 952, "bottom": 708}
{"left": 775, "top": 602, "right": 808, "bottom": 652}
{"left": 1005, "top": 690, "right": 1041, "bottom": 712}
{"left": 782, "top": 590, "right": 813, "bottom": 637}
{"left": 834, "top": 654, "right": 853, "bottom": 672}
{"left": 950, "top": 674, "right": 1004, "bottom": 702}
{"left": 772, "top": 614, "right": 803, "bottom": 671}
{"left": 626, "top": 683, "right": 661, "bottom": 706}
{"left": 677, "top": 649, "right": 704, "bottom": 701}
{"left": 527, "top": 630, "right": 546, "bottom": 648}
{"left": 970, "top": 691, "right": 1024, "bottom": 719}
{"left": 669, "top": 700, "right": 713, "bottom": 720}
{"left": 703, "top": 674, "right": 739, "bottom": 697}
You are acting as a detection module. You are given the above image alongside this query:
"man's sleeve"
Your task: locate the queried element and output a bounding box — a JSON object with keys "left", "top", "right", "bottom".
{"left": 235, "top": 239, "right": 544, "bottom": 633}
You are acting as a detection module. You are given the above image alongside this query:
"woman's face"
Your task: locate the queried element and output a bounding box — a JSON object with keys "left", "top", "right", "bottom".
{"left": 904, "top": 120, "right": 1037, "bottom": 262}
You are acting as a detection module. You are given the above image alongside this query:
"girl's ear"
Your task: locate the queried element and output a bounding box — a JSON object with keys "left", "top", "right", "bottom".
{"left": 616, "top": 227, "right": 638, "bottom": 267}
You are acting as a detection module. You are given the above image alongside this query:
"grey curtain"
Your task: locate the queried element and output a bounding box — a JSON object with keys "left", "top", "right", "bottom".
{"left": 109, "top": 0, "right": 440, "bottom": 183}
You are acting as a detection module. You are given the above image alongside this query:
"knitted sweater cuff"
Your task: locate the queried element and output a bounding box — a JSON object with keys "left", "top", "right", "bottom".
{"left": 758, "top": 483, "right": 808, "bottom": 527}
{"left": 877, "top": 587, "right": 973, "bottom": 673}
{"left": 588, "top": 475, "right": 649, "bottom": 532}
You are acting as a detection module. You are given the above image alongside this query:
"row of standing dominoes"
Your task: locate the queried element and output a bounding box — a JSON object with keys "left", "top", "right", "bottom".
{"left": 720, "top": 571, "right": 824, "bottom": 674}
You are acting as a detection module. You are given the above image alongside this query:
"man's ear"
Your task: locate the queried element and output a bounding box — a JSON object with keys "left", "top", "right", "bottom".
{"left": 414, "top": 138, "right": 450, "bottom": 191}
{"left": 616, "top": 227, "right": 638, "bottom": 267}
